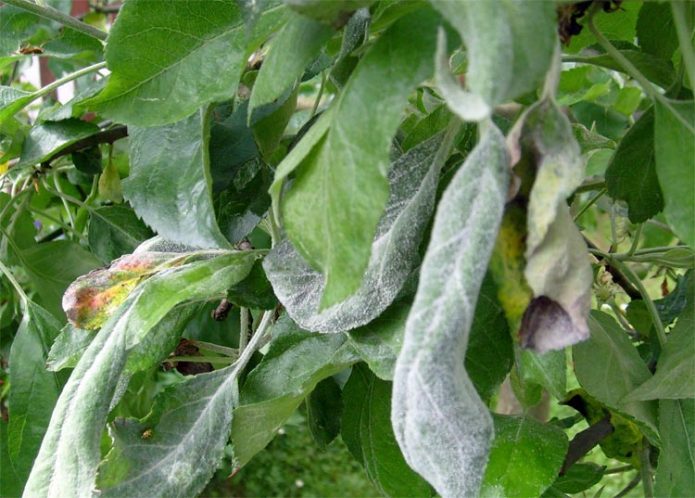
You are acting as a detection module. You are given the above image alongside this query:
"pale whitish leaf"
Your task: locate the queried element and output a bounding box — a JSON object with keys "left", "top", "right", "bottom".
{"left": 8, "top": 302, "right": 63, "bottom": 487}
{"left": 97, "top": 366, "right": 239, "bottom": 497}
{"left": 248, "top": 12, "right": 333, "bottom": 113}
{"left": 430, "top": 0, "right": 556, "bottom": 109}
{"left": 23, "top": 252, "right": 258, "bottom": 498}
{"left": 125, "top": 109, "right": 229, "bottom": 249}
{"left": 516, "top": 99, "right": 592, "bottom": 352}
{"left": 481, "top": 415, "right": 568, "bottom": 498}
{"left": 654, "top": 399, "right": 695, "bottom": 496}
{"left": 231, "top": 316, "right": 358, "bottom": 468}
{"left": 265, "top": 130, "right": 454, "bottom": 332}
{"left": 281, "top": 8, "right": 441, "bottom": 308}
{"left": 654, "top": 100, "right": 695, "bottom": 247}
{"left": 392, "top": 123, "right": 510, "bottom": 498}
{"left": 434, "top": 29, "right": 490, "bottom": 122}
{"left": 626, "top": 281, "right": 694, "bottom": 400}
{"left": 573, "top": 311, "right": 659, "bottom": 442}
{"left": 46, "top": 324, "right": 93, "bottom": 372}
{"left": 341, "top": 364, "right": 432, "bottom": 497}
{"left": 84, "top": 0, "right": 286, "bottom": 126}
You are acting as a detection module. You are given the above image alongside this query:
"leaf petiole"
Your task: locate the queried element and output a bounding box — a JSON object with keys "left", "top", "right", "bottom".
{"left": 2, "top": 0, "right": 108, "bottom": 41}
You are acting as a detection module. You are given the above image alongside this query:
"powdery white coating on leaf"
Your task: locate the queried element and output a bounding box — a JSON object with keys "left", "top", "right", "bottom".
{"left": 517, "top": 99, "right": 592, "bottom": 352}
{"left": 391, "top": 124, "right": 510, "bottom": 498}
{"left": 264, "top": 132, "right": 451, "bottom": 333}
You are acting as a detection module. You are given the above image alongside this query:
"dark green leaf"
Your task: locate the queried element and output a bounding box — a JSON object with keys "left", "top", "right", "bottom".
{"left": 18, "top": 119, "right": 99, "bottom": 167}
{"left": 285, "top": 0, "right": 373, "bottom": 25}
{"left": 341, "top": 364, "right": 432, "bottom": 498}
{"left": 125, "top": 109, "right": 229, "bottom": 249}
{"left": 231, "top": 316, "right": 358, "bottom": 468}
{"left": 248, "top": 12, "right": 332, "bottom": 113}
{"left": 88, "top": 205, "right": 154, "bottom": 263}
{"left": 266, "top": 129, "right": 454, "bottom": 332}
{"left": 306, "top": 377, "right": 342, "bottom": 448}
{"left": 20, "top": 241, "right": 102, "bottom": 319}
{"left": 8, "top": 302, "right": 63, "bottom": 487}
{"left": 481, "top": 415, "right": 569, "bottom": 497}
{"left": 627, "top": 280, "right": 694, "bottom": 400}
{"left": 605, "top": 108, "right": 663, "bottom": 223}
{"left": 85, "top": 0, "right": 286, "bottom": 126}
{"left": 281, "top": 8, "right": 441, "bottom": 308}
{"left": 654, "top": 399, "right": 695, "bottom": 496}
{"left": 251, "top": 88, "right": 297, "bottom": 157}
{"left": 392, "top": 123, "right": 510, "bottom": 497}
{"left": 71, "top": 145, "right": 102, "bottom": 175}
{"left": 654, "top": 100, "right": 695, "bottom": 247}
{"left": 637, "top": 2, "right": 679, "bottom": 62}
{"left": 226, "top": 260, "right": 277, "bottom": 310}
{"left": 654, "top": 271, "right": 693, "bottom": 325}
{"left": 573, "top": 311, "right": 658, "bottom": 441}
{"left": 568, "top": 51, "right": 676, "bottom": 89}
{"left": 553, "top": 463, "right": 605, "bottom": 494}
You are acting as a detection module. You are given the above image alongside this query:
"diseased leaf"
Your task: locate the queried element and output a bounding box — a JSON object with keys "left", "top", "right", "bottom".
{"left": 605, "top": 108, "right": 663, "bottom": 223}
{"left": 231, "top": 316, "right": 358, "bottom": 468}
{"left": 654, "top": 399, "right": 695, "bottom": 496}
{"left": 626, "top": 280, "right": 695, "bottom": 400}
{"left": 515, "top": 99, "right": 592, "bottom": 352}
{"left": 17, "top": 119, "right": 99, "bottom": 167}
{"left": 392, "top": 123, "right": 510, "bottom": 497}
{"left": 249, "top": 12, "right": 332, "bottom": 113}
{"left": 84, "top": 0, "right": 286, "bottom": 126}
{"left": 481, "top": 415, "right": 568, "bottom": 498}
{"left": 654, "top": 100, "right": 695, "bottom": 247}
{"left": 266, "top": 129, "right": 454, "bottom": 332}
{"left": 281, "top": 9, "right": 441, "bottom": 308}
{"left": 88, "top": 205, "right": 154, "bottom": 263}
{"left": 342, "top": 364, "right": 432, "bottom": 498}
{"left": 23, "top": 251, "right": 259, "bottom": 498}
{"left": 573, "top": 311, "right": 659, "bottom": 441}
{"left": 125, "top": 109, "right": 229, "bottom": 249}
{"left": 431, "top": 0, "right": 556, "bottom": 112}
{"left": 97, "top": 366, "right": 240, "bottom": 497}
{"left": 8, "top": 302, "right": 63, "bottom": 488}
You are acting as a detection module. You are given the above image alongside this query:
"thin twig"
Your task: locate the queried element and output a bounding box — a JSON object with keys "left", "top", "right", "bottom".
{"left": 585, "top": 238, "right": 641, "bottom": 300}
{"left": 560, "top": 417, "right": 614, "bottom": 474}
{"left": 2, "top": 0, "right": 108, "bottom": 41}
{"left": 42, "top": 126, "right": 128, "bottom": 167}
{"left": 614, "top": 474, "right": 641, "bottom": 498}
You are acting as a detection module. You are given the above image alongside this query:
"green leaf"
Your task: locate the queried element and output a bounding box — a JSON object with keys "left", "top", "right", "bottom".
{"left": 481, "top": 415, "right": 568, "bottom": 498}
{"left": 392, "top": 123, "right": 510, "bottom": 497}
{"left": 20, "top": 240, "right": 102, "bottom": 319}
{"left": 567, "top": 1, "right": 641, "bottom": 53}
{"left": 626, "top": 280, "right": 694, "bottom": 401}
{"left": 552, "top": 463, "right": 605, "bottom": 494}
{"left": 654, "top": 100, "right": 695, "bottom": 247}
{"left": 251, "top": 87, "right": 297, "bottom": 157}
{"left": 0, "top": 85, "right": 32, "bottom": 130}
{"left": 306, "top": 377, "right": 342, "bottom": 448}
{"left": 266, "top": 129, "right": 454, "bottom": 332}
{"left": 654, "top": 399, "right": 695, "bottom": 496}
{"left": 248, "top": 12, "right": 332, "bottom": 113}
{"left": 519, "top": 349, "right": 567, "bottom": 401}
{"left": 88, "top": 205, "right": 154, "bottom": 263}
{"left": 568, "top": 51, "right": 676, "bottom": 90}
{"left": 637, "top": 2, "right": 679, "bottom": 63}
{"left": 84, "top": 0, "right": 286, "bottom": 126}
{"left": 573, "top": 311, "right": 659, "bottom": 441}
{"left": 7, "top": 302, "right": 63, "bottom": 487}
{"left": 285, "top": 0, "right": 373, "bottom": 25}
{"left": 347, "top": 300, "right": 409, "bottom": 381}
{"left": 341, "top": 364, "right": 432, "bottom": 498}
{"left": 17, "top": 119, "right": 99, "bottom": 167}
{"left": 465, "top": 274, "right": 513, "bottom": 403}
{"left": 431, "top": 0, "right": 556, "bottom": 112}
{"left": 281, "top": 8, "right": 441, "bottom": 308}
{"left": 515, "top": 99, "right": 592, "bottom": 352}
{"left": 46, "top": 324, "right": 93, "bottom": 371}
{"left": 97, "top": 366, "right": 240, "bottom": 497}
{"left": 23, "top": 251, "right": 259, "bottom": 497}
{"left": 231, "top": 316, "right": 358, "bottom": 468}
{"left": 605, "top": 108, "right": 664, "bottom": 223}
{"left": 125, "top": 108, "right": 229, "bottom": 249}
